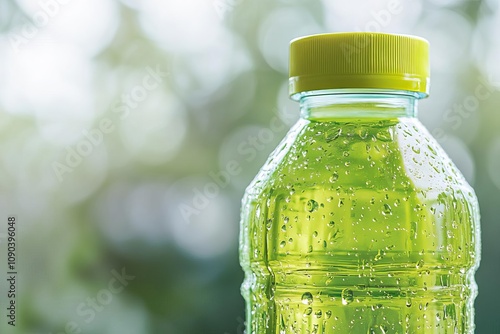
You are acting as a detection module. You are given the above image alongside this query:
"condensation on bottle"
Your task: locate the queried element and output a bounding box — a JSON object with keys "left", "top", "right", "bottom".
{"left": 239, "top": 32, "right": 480, "bottom": 334}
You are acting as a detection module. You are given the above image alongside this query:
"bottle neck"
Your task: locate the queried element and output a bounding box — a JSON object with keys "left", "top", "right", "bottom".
{"left": 298, "top": 90, "right": 421, "bottom": 121}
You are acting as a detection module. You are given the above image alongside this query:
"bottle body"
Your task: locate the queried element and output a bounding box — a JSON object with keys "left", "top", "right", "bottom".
{"left": 239, "top": 93, "right": 480, "bottom": 333}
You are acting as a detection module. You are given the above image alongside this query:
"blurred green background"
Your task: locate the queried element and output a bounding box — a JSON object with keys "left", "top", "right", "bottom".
{"left": 0, "top": 0, "right": 499, "bottom": 333}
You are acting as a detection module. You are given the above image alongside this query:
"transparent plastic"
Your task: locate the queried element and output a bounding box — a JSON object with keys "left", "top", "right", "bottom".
{"left": 240, "top": 90, "right": 481, "bottom": 334}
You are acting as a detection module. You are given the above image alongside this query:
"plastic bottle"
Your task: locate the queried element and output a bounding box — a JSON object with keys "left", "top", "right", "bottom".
{"left": 240, "top": 32, "right": 480, "bottom": 333}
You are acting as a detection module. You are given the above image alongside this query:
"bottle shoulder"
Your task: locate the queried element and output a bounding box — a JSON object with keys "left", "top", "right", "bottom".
{"left": 244, "top": 118, "right": 476, "bottom": 202}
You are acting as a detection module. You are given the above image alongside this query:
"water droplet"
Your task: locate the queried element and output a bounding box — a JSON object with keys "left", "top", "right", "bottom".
{"left": 416, "top": 259, "right": 424, "bottom": 269}
{"left": 427, "top": 145, "right": 437, "bottom": 155}
{"left": 410, "top": 221, "right": 418, "bottom": 240}
{"left": 326, "top": 128, "right": 342, "bottom": 142}
{"left": 406, "top": 298, "right": 412, "bottom": 307}
{"left": 307, "top": 199, "right": 319, "bottom": 212}
{"left": 301, "top": 292, "right": 313, "bottom": 305}
{"left": 303, "top": 307, "right": 312, "bottom": 316}
{"left": 382, "top": 204, "right": 392, "bottom": 215}
{"left": 358, "top": 129, "right": 369, "bottom": 139}
{"left": 314, "top": 310, "right": 322, "bottom": 318}
{"left": 369, "top": 325, "right": 388, "bottom": 334}
{"left": 325, "top": 310, "right": 332, "bottom": 319}
{"left": 329, "top": 230, "right": 341, "bottom": 244}
{"left": 341, "top": 288, "right": 354, "bottom": 305}
{"left": 374, "top": 250, "right": 383, "bottom": 261}
{"left": 279, "top": 314, "right": 286, "bottom": 333}
{"left": 281, "top": 225, "right": 287, "bottom": 232}
{"left": 266, "top": 219, "right": 272, "bottom": 230}
{"left": 312, "top": 231, "right": 318, "bottom": 238}
{"left": 376, "top": 130, "right": 393, "bottom": 141}
{"left": 279, "top": 241, "right": 286, "bottom": 248}
{"left": 329, "top": 172, "right": 339, "bottom": 183}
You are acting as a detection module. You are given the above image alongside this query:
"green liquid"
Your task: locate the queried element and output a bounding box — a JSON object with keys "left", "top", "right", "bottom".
{"left": 240, "top": 117, "right": 480, "bottom": 333}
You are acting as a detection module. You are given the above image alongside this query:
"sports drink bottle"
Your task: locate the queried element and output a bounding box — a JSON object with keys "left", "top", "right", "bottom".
{"left": 240, "top": 32, "right": 480, "bottom": 333}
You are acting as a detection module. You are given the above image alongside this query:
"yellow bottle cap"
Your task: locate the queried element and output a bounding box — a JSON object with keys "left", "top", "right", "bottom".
{"left": 289, "top": 32, "right": 430, "bottom": 99}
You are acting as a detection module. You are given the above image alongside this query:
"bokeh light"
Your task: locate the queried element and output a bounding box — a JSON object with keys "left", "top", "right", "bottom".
{"left": 0, "top": 1, "right": 499, "bottom": 333}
